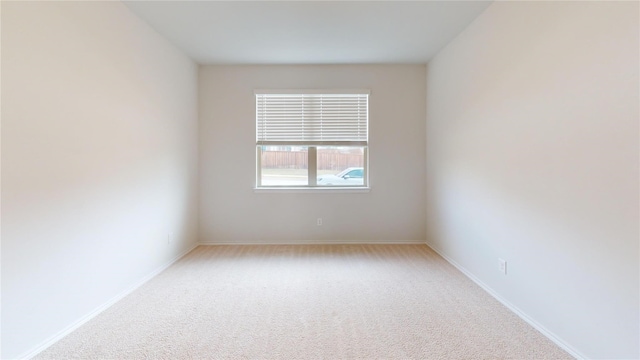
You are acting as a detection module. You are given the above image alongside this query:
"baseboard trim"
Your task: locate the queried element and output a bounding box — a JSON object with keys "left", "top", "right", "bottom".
{"left": 425, "top": 242, "right": 586, "bottom": 360}
{"left": 197, "top": 240, "right": 426, "bottom": 246}
{"left": 19, "top": 241, "right": 578, "bottom": 359}
{"left": 18, "top": 242, "right": 199, "bottom": 360}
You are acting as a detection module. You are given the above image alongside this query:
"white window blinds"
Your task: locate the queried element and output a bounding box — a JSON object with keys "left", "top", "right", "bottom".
{"left": 256, "top": 92, "right": 368, "bottom": 145}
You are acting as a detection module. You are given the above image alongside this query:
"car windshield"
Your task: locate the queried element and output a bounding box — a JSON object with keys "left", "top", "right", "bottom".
{"left": 334, "top": 168, "right": 362, "bottom": 178}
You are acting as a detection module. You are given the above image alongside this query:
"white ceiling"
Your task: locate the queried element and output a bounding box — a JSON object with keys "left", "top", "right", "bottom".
{"left": 124, "top": 1, "right": 492, "bottom": 65}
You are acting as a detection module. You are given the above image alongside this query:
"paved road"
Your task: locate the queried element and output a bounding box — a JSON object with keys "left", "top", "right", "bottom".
{"left": 261, "top": 175, "right": 307, "bottom": 186}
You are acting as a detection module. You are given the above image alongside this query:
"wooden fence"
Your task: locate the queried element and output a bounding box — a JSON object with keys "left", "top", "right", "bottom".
{"left": 261, "top": 151, "right": 363, "bottom": 171}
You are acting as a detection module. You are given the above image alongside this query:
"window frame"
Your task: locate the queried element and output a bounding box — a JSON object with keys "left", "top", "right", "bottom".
{"left": 255, "top": 89, "right": 370, "bottom": 190}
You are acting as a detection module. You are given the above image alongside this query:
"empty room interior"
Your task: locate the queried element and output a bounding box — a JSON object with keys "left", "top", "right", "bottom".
{"left": 2, "top": 1, "right": 638, "bottom": 359}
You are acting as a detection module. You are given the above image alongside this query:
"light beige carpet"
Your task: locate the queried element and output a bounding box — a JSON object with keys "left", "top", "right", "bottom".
{"left": 36, "top": 245, "right": 571, "bottom": 359}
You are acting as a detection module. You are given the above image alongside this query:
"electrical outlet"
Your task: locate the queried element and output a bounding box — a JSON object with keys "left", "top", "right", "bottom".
{"left": 168, "top": 233, "right": 173, "bottom": 244}
{"left": 498, "top": 258, "right": 507, "bottom": 275}
{"left": 317, "top": 218, "right": 323, "bottom": 226}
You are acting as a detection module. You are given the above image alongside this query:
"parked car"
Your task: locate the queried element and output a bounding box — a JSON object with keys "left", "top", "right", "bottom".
{"left": 317, "top": 167, "right": 364, "bottom": 185}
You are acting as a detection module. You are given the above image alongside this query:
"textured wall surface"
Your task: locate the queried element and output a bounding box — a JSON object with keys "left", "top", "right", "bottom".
{"left": 1, "top": 2, "right": 199, "bottom": 357}
{"left": 426, "top": 2, "right": 639, "bottom": 358}
{"left": 199, "top": 65, "right": 427, "bottom": 244}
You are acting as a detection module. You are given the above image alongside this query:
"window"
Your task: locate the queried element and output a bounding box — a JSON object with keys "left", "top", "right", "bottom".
{"left": 256, "top": 90, "right": 369, "bottom": 189}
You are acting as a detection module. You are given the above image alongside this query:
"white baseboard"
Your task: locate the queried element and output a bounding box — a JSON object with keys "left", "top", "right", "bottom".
{"left": 18, "top": 243, "right": 199, "bottom": 360}
{"left": 20, "top": 241, "right": 578, "bottom": 359}
{"left": 198, "top": 239, "right": 426, "bottom": 245}
{"left": 425, "top": 242, "right": 586, "bottom": 360}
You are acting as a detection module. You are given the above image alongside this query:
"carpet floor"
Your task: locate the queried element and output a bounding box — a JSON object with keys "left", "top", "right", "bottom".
{"left": 36, "top": 244, "right": 571, "bottom": 359}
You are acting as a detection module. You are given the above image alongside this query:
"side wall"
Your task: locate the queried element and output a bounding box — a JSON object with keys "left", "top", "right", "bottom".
{"left": 199, "top": 65, "right": 426, "bottom": 244}
{"left": 425, "top": 2, "right": 639, "bottom": 358}
{"left": 1, "top": 2, "right": 199, "bottom": 358}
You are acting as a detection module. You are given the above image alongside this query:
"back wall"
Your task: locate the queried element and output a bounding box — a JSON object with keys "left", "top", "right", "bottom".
{"left": 199, "top": 65, "right": 426, "bottom": 243}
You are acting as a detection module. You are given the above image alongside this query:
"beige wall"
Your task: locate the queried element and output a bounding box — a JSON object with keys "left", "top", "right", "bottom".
{"left": 1, "top": 2, "right": 199, "bottom": 358}
{"left": 425, "top": 2, "right": 639, "bottom": 358}
{"left": 4, "top": 1, "right": 636, "bottom": 358}
{"left": 199, "top": 65, "right": 426, "bottom": 244}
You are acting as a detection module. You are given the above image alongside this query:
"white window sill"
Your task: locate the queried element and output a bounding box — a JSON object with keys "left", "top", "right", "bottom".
{"left": 254, "top": 187, "right": 371, "bottom": 194}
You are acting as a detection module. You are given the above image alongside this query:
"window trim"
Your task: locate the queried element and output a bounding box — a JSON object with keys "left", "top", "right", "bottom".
{"left": 255, "top": 89, "right": 370, "bottom": 190}
{"left": 253, "top": 187, "right": 371, "bottom": 194}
